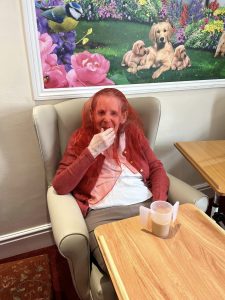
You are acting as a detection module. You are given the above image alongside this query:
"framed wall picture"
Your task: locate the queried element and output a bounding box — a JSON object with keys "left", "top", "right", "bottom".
{"left": 22, "top": 0, "right": 225, "bottom": 100}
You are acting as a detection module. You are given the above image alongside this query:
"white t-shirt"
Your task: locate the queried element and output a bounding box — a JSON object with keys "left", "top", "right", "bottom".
{"left": 89, "top": 163, "right": 152, "bottom": 209}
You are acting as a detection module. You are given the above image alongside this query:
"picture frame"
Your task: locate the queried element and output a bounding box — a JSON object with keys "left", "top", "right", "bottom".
{"left": 22, "top": 0, "right": 225, "bottom": 100}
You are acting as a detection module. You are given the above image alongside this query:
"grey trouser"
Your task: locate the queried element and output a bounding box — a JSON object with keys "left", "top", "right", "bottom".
{"left": 85, "top": 199, "right": 152, "bottom": 274}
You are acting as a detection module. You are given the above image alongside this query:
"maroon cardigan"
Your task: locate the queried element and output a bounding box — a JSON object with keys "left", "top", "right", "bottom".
{"left": 52, "top": 130, "right": 169, "bottom": 217}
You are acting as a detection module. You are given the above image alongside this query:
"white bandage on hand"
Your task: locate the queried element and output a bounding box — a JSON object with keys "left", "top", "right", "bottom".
{"left": 88, "top": 128, "right": 116, "bottom": 158}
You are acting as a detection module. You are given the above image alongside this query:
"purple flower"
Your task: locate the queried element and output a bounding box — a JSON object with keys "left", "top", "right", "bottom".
{"left": 35, "top": 0, "right": 64, "bottom": 8}
{"left": 98, "top": 0, "right": 122, "bottom": 20}
{"left": 51, "top": 33, "right": 64, "bottom": 49}
{"left": 175, "top": 27, "right": 186, "bottom": 44}
{"left": 51, "top": 31, "right": 76, "bottom": 69}
{"left": 188, "top": 0, "right": 204, "bottom": 23}
{"left": 167, "top": 0, "right": 182, "bottom": 22}
{"left": 36, "top": 15, "right": 49, "bottom": 34}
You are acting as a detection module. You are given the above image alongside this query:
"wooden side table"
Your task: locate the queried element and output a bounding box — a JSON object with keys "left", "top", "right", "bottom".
{"left": 95, "top": 204, "right": 225, "bottom": 300}
{"left": 175, "top": 140, "right": 225, "bottom": 224}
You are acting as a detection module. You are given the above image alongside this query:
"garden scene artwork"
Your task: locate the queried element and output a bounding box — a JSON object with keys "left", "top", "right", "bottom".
{"left": 35, "top": 0, "right": 225, "bottom": 89}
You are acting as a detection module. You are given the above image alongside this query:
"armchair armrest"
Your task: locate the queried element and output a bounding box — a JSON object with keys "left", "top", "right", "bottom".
{"left": 47, "top": 186, "right": 91, "bottom": 300}
{"left": 47, "top": 186, "right": 89, "bottom": 247}
{"left": 167, "top": 173, "right": 209, "bottom": 212}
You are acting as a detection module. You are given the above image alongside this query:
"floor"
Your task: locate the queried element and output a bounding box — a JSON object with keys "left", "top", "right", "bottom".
{"left": 0, "top": 245, "right": 80, "bottom": 300}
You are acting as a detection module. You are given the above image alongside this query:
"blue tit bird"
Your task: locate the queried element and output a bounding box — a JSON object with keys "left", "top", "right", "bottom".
{"left": 36, "top": 1, "right": 83, "bottom": 33}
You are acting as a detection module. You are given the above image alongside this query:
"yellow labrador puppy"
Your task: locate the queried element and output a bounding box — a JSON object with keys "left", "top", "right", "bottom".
{"left": 171, "top": 45, "right": 191, "bottom": 70}
{"left": 121, "top": 40, "right": 148, "bottom": 73}
{"left": 137, "top": 46, "right": 157, "bottom": 71}
{"left": 214, "top": 31, "right": 225, "bottom": 57}
{"left": 149, "top": 21, "right": 174, "bottom": 79}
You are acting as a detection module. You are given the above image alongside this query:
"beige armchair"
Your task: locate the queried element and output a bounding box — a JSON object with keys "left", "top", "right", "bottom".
{"left": 33, "top": 96, "right": 208, "bottom": 300}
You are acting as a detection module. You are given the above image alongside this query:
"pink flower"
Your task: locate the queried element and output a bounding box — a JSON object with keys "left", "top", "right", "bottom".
{"left": 39, "top": 32, "right": 57, "bottom": 70}
{"left": 39, "top": 32, "right": 56, "bottom": 58}
{"left": 43, "top": 64, "right": 69, "bottom": 88}
{"left": 67, "top": 51, "right": 114, "bottom": 87}
{"left": 41, "top": 53, "right": 58, "bottom": 74}
{"left": 38, "top": 32, "right": 68, "bottom": 88}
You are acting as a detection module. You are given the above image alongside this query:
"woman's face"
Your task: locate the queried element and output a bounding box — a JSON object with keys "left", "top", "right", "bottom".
{"left": 92, "top": 95, "right": 127, "bottom": 133}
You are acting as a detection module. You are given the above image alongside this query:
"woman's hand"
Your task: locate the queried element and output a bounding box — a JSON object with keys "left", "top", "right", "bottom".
{"left": 88, "top": 128, "right": 116, "bottom": 158}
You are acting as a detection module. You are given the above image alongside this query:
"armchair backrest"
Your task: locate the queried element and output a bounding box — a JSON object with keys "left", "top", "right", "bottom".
{"left": 33, "top": 96, "right": 161, "bottom": 186}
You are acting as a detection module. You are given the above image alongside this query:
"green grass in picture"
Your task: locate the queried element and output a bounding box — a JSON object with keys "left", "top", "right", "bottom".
{"left": 76, "top": 20, "right": 225, "bottom": 85}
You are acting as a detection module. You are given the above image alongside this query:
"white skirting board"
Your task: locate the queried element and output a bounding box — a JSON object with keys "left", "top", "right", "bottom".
{"left": 0, "top": 223, "right": 55, "bottom": 259}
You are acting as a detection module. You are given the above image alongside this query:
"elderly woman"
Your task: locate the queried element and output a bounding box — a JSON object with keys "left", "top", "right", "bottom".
{"left": 52, "top": 88, "right": 169, "bottom": 273}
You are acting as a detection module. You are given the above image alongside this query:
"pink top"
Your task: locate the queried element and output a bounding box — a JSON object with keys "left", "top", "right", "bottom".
{"left": 52, "top": 128, "right": 169, "bottom": 217}
{"left": 89, "top": 133, "right": 139, "bottom": 205}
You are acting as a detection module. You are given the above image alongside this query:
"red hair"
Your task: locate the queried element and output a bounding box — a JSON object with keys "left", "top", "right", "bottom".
{"left": 73, "top": 88, "right": 146, "bottom": 164}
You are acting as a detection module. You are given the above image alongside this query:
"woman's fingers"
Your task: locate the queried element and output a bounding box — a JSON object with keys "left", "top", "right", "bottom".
{"left": 88, "top": 128, "right": 116, "bottom": 158}
{"left": 101, "top": 128, "right": 115, "bottom": 146}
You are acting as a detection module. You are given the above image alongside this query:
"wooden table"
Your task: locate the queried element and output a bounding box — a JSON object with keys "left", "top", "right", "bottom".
{"left": 175, "top": 140, "right": 225, "bottom": 195}
{"left": 94, "top": 204, "right": 225, "bottom": 300}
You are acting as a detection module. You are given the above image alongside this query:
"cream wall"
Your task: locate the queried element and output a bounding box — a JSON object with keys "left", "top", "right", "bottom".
{"left": 0, "top": 1, "right": 224, "bottom": 257}
{"left": 0, "top": 1, "right": 50, "bottom": 255}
